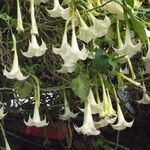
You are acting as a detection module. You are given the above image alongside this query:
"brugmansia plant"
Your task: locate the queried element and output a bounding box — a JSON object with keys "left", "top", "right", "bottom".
{"left": 0, "top": 0, "right": 149, "bottom": 149}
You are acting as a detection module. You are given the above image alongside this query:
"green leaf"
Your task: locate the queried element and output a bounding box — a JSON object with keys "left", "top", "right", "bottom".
{"left": 14, "top": 81, "right": 33, "bottom": 98}
{"left": 108, "top": 54, "right": 121, "bottom": 71}
{"left": 0, "top": 13, "right": 17, "bottom": 27}
{"left": 93, "top": 49, "right": 110, "bottom": 73}
{"left": 71, "top": 74, "right": 91, "bottom": 100}
{"left": 130, "top": 17, "right": 147, "bottom": 43}
{"left": 0, "top": 13, "right": 11, "bottom": 21}
{"left": 125, "top": 0, "right": 134, "bottom": 7}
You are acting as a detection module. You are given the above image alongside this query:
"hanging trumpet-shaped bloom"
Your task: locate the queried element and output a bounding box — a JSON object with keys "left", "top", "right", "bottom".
{"left": 25, "top": 75, "right": 48, "bottom": 127}
{"left": 0, "top": 106, "right": 7, "bottom": 120}
{"left": 101, "top": 77, "right": 116, "bottom": 117}
{"left": 87, "top": 89, "right": 103, "bottom": 114}
{"left": 74, "top": 101, "right": 100, "bottom": 136}
{"left": 111, "top": 102, "right": 134, "bottom": 130}
{"left": 90, "top": 14, "right": 111, "bottom": 39}
{"left": 77, "top": 13, "right": 98, "bottom": 43}
{"left": 53, "top": 22, "right": 71, "bottom": 60}
{"left": 70, "top": 20, "right": 88, "bottom": 61}
{"left": 53, "top": 20, "right": 88, "bottom": 73}
{"left": 46, "top": 0, "right": 70, "bottom": 20}
{"left": 59, "top": 92, "right": 78, "bottom": 120}
{"left": 30, "top": 0, "right": 38, "bottom": 35}
{"left": 114, "top": 23, "right": 141, "bottom": 59}
{"left": 3, "top": 34, "right": 28, "bottom": 80}
{"left": 103, "top": 1, "right": 124, "bottom": 20}
{"left": 16, "top": 0, "right": 24, "bottom": 32}
{"left": 22, "top": 34, "right": 47, "bottom": 58}
{"left": 24, "top": 102, "right": 48, "bottom": 127}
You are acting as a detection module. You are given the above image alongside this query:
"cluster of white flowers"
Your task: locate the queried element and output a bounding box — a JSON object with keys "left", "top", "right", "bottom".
{"left": 1, "top": 0, "right": 150, "bottom": 143}
{"left": 74, "top": 77, "right": 134, "bottom": 136}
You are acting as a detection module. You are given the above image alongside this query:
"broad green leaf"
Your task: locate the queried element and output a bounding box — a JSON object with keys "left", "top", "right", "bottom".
{"left": 93, "top": 49, "right": 110, "bottom": 73}
{"left": 130, "top": 17, "right": 147, "bottom": 43}
{"left": 14, "top": 81, "right": 33, "bottom": 98}
{"left": 71, "top": 74, "right": 91, "bottom": 100}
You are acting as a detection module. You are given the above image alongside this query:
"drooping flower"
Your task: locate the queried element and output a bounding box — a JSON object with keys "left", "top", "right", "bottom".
{"left": 16, "top": 0, "right": 24, "bottom": 32}
{"left": 46, "top": 0, "right": 70, "bottom": 20}
{"left": 22, "top": 34, "right": 47, "bottom": 58}
{"left": 111, "top": 102, "right": 134, "bottom": 130}
{"left": 114, "top": 23, "right": 141, "bottom": 59}
{"left": 30, "top": 0, "right": 38, "bottom": 35}
{"left": 101, "top": 77, "right": 116, "bottom": 117}
{"left": 94, "top": 77, "right": 117, "bottom": 129}
{"left": 77, "top": 13, "right": 99, "bottom": 43}
{"left": 87, "top": 89, "right": 103, "bottom": 114}
{"left": 59, "top": 92, "right": 78, "bottom": 120}
{"left": 74, "top": 101, "right": 100, "bottom": 136}
{"left": 53, "top": 20, "right": 88, "bottom": 73}
{"left": 0, "top": 106, "right": 7, "bottom": 120}
{"left": 24, "top": 101, "right": 48, "bottom": 127}
{"left": 90, "top": 14, "right": 111, "bottom": 39}
{"left": 3, "top": 33, "right": 29, "bottom": 80}
{"left": 103, "top": 1, "right": 124, "bottom": 20}
{"left": 111, "top": 86, "right": 134, "bottom": 130}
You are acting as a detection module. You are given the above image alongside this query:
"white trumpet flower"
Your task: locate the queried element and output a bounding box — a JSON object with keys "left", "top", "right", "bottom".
{"left": 59, "top": 92, "right": 78, "bottom": 120}
{"left": 30, "top": 0, "right": 38, "bottom": 35}
{"left": 3, "top": 34, "right": 28, "bottom": 80}
{"left": 53, "top": 21, "right": 88, "bottom": 73}
{"left": 103, "top": 1, "right": 124, "bottom": 20}
{"left": 111, "top": 102, "right": 134, "bottom": 130}
{"left": 77, "top": 14, "right": 98, "bottom": 43}
{"left": 101, "top": 77, "right": 116, "bottom": 117}
{"left": 22, "top": 34, "right": 47, "bottom": 58}
{"left": 95, "top": 85, "right": 117, "bottom": 129}
{"left": 53, "top": 22, "right": 72, "bottom": 61}
{"left": 0, "top": 106, "right": 7, "bottom": 120}
{"left": 114, "top": 24, "right": 141, "bottom": 59}
{"left": 46, "top": 0, "right": 70, "bottom": 20}
{"left": 90, "top": 14, "right": 111, "bottom": 39}
{"left": 16, "top": 0, "right": 24, "bottom": 32}
{"left": 24, "top": 102, "right": 48, "bottom": 127}
{"left": 74, "top": 101, "right": 100, "bottom": 136}
{"left": 87, "top": 89, "right": 103, "bottom": 114}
